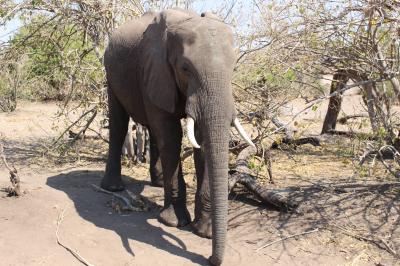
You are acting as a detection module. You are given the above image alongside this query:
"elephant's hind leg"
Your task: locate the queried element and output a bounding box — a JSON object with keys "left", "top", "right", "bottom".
{"left": 149, "top": 133, "right": 164, "bottom": 187}
{"left": 101, "top": 88, "right": 129, "bottom": 192}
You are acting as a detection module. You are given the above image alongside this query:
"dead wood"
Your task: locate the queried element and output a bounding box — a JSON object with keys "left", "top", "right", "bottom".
{"left": 270, "top": 136, "right": 321, "bottom": 149}
{"left": 229, "top": 172, "right": 298, "bottom": 211}
{"left": 228, "top": 144, "right": 400, "bottom": 210}
{"left": 0, "top": 142, "right": 22, "bottom": 196}
{"left": 286, "top": 181, "right": 400, "bottom": 194}
{"left": 323, "top": 130, "right": 379, "bottom": 140}
{"left": 262, "top": 148, "right": 273, "bottom": 183}
{"left": 181, "top": 147, "right": 194, "bottom": 161}
{"left": 329, "top": 224, "right": 398, "bottom": 258}
{"left": 338, "top": 113, "right": 369, "bottom": 124}
{"left": 51, "top": 107, "right": 97, "bottom": 149}
{"left": 377, "top": 146, "right": 400, "bottom": 179}
{"left": 228, "top": 146, "right": 298, "bottom": 211}
{"left": 256, "top": 228, "right": 320, "bottom": 252}
{"left": 271, "top": 117, "right": 296, "bottom": 139}
{"left": 68, "top": 130, "right": 102, "bottom": 140}
{"left": 68, "top": 129, "right": 109, "bottom": 143}
{"left": 56, "top": 208, "right": 96, "bottom": 266}
{"left": 270, "top": 117, "right": 320, "bottom": 149}
{"left": 359, "top": 145, "right": 400, "bottom": 178}
{"left": 91, "top": 184, "right": 144, "bottom": 212}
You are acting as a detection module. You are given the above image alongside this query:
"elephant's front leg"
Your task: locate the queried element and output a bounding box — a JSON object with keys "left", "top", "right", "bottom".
{"left": 101, "top": 89, "right": 129, "bottom": 192}
{"left": 151, "top": 117, "right": 191, "bottom": 227}
{"left": 192, "top": 133, "right": 213, "bottom": 238}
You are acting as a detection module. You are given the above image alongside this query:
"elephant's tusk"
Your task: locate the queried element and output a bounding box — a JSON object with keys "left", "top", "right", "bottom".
{"left": 233, "top": 118, "right": 256, "bottom": 148}
{"left": 186, "top": 117, "right": 201, "bottom": 149}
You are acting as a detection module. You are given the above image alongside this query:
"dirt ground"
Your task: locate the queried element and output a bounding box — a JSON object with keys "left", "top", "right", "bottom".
{"left": 0, "top": 96, "right": 399, "bottom": 266}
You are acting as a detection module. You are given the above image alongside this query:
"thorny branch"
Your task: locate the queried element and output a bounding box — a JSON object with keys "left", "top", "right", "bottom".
{"left": 256, "top": 228, "right": 320, "bottom": 252}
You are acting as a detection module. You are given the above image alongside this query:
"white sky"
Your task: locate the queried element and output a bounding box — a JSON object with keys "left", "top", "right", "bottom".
{"left": 0, "top": 0, "right": 255, "bottom": 42}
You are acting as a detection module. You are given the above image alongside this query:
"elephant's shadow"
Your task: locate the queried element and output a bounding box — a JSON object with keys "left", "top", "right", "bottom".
{"left": 46, "top": 170, "right": 207, "bottom": 265}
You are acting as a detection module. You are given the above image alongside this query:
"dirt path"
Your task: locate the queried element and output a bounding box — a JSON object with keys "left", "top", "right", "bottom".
{"left": 1, "top": 102, "right": 399, "bottom": 266}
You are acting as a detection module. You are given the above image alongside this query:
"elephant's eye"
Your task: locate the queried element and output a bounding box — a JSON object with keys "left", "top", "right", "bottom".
{"left": 181, "top": 63, "right": 190, "bottom": 74}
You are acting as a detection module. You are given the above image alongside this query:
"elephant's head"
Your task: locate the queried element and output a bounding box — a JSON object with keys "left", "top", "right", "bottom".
{"left": 142, "top": 9, "right": 254, "bottom": 265}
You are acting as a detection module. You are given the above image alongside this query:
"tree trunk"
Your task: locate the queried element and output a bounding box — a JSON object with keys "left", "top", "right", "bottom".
{"left": 321, "top": 71, "right": 349, "bottom": 134}
{"left": 390, "top": 77, "right": 400, "bottom": 104}
{"left": 376, "top": 46, "right": 400, "bottom": 104}
{"left": 362, "top": 82, "right": 379, "bottom": 134}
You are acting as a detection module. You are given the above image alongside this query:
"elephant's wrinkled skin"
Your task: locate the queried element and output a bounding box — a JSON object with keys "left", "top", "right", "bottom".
{"left": 102, "top": 9, "right": 242, "bottom": 265}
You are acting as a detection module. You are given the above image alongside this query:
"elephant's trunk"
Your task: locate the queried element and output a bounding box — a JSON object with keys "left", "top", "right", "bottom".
{"left": 197, "top": 73, "right": 233, "bottom": 266}
{"left": 203, "top": 116, "right": 230, "bottom": 266}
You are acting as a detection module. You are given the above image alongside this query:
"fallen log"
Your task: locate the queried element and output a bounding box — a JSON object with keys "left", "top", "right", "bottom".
{"left": 270, "top": 136, "right": 321, "bottom": 149}
{"left": 228, "top": 146, "right": 297, "bottom": 211}
{"left": 324, "top": 130, "right": 379, "bottom": 141}
{"left": 227, "top": 145, "right": 400, "bottom": 211}
{"left": 338, "top": 114, "right": 369, "bottom": 124}
{"left": 229, "top": 172, "right": 298, "bottom": 211}
{"left": 269, "top": 117, "right": 320, "bottom": 149}
{"left": 286, "top": 181, "right": 400, "bottom": 194}
{"left": 360, "top": 148, "right": 399, "bottom": 164}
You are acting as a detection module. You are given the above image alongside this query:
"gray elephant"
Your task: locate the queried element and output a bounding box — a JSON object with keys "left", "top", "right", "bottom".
{"left": 101, "top": 9, "right": 254, "bottom": 265}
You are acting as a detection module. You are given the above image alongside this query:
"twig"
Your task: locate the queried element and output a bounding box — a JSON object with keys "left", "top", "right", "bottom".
{"left": 0, "top": 2, "right": 25, "bottom": 26}
{"left": 125, "top": 189, "right": 140, "bottom": 202}
{"left": 181, "top": 148, "right": 194, "bottom": 161}
{"left": 338, "top": 113, "right": 369, "bottom": 124}
{"left": 359, "top": 148, "right": 377, "bottom": 165}
{"left": 65, "top": 109, "right": 98, "bottom": 149}
{"left": 56, "top": 208, "right": 95, "bottom": 266}
{"left": 125, "top": 189, "right": 151, "bottom": 211}
{"left": 0, "top": 142, "right": 12, "bottom": 171}
{"left": 270, "top": 117, "right": 296, "bottom": 139}
{"left": 256, "top": 228, "right": 320, "bottom": 252}
{"left": 270, "top": 136, "right": 321, "bottom": 149}
{"left": 286, "top": 181, "right": 400, "bottom": 193}
{"left": 0, "top": 142, "right": 21, "bottom": 196}
{"left": 330, "top": 224, "right": 398, "bottom": 257}
{"left": 91, "top": 184, "right": 142, "bottom": 212}
{"left": 50, "top": 107, "right": 96, "bottom": 149}
{"left": 378, "top": 145, "right": 400, "bottom": 179}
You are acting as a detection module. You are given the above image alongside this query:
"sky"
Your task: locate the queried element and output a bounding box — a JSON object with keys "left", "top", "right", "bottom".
{"left": 0, "top": 18, "right": 21, "bottom": 42}
{"left": 0, "top": 0, "right": 254, "bottom": 42}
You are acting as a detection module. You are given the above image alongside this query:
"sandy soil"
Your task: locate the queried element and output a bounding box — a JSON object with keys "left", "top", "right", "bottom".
{"left": 0, "top": 99, "right": 399, "bottom": 266}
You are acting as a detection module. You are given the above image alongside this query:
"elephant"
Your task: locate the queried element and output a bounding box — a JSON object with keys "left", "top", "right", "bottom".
{"left": 101, "top": 9, "right": 254, "bottom": 265}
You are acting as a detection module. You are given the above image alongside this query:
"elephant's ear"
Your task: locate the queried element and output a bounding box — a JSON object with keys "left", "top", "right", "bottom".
{"left": 142, "top": 10, "right": 191, "bottom": 113}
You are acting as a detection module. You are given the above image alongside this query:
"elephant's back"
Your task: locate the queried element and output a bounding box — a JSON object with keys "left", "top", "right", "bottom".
{"left": 104, "top": 13, "right": 156, "bottom": 126}
{"left": 106, "top": 12, "right": 156, "bottom": 58}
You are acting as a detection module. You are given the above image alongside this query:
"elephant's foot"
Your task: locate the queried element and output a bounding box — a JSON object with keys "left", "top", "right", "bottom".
{"left": 208, "top": 255, "right": 222, "bottom": 266}
{"left": 100, "top": 175, "right": 125, "bottom": 192}
{"left": 150, "top": 178, "right": 164, "bottom": 187}
{"left": 150, "top": 168, "right": 164, "bottom": 187}
{"left": 158, "top": 203, "right": 191, "bottom": 227}
{"left": 191, "top": 214, "right": 212, "bottom": 239}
